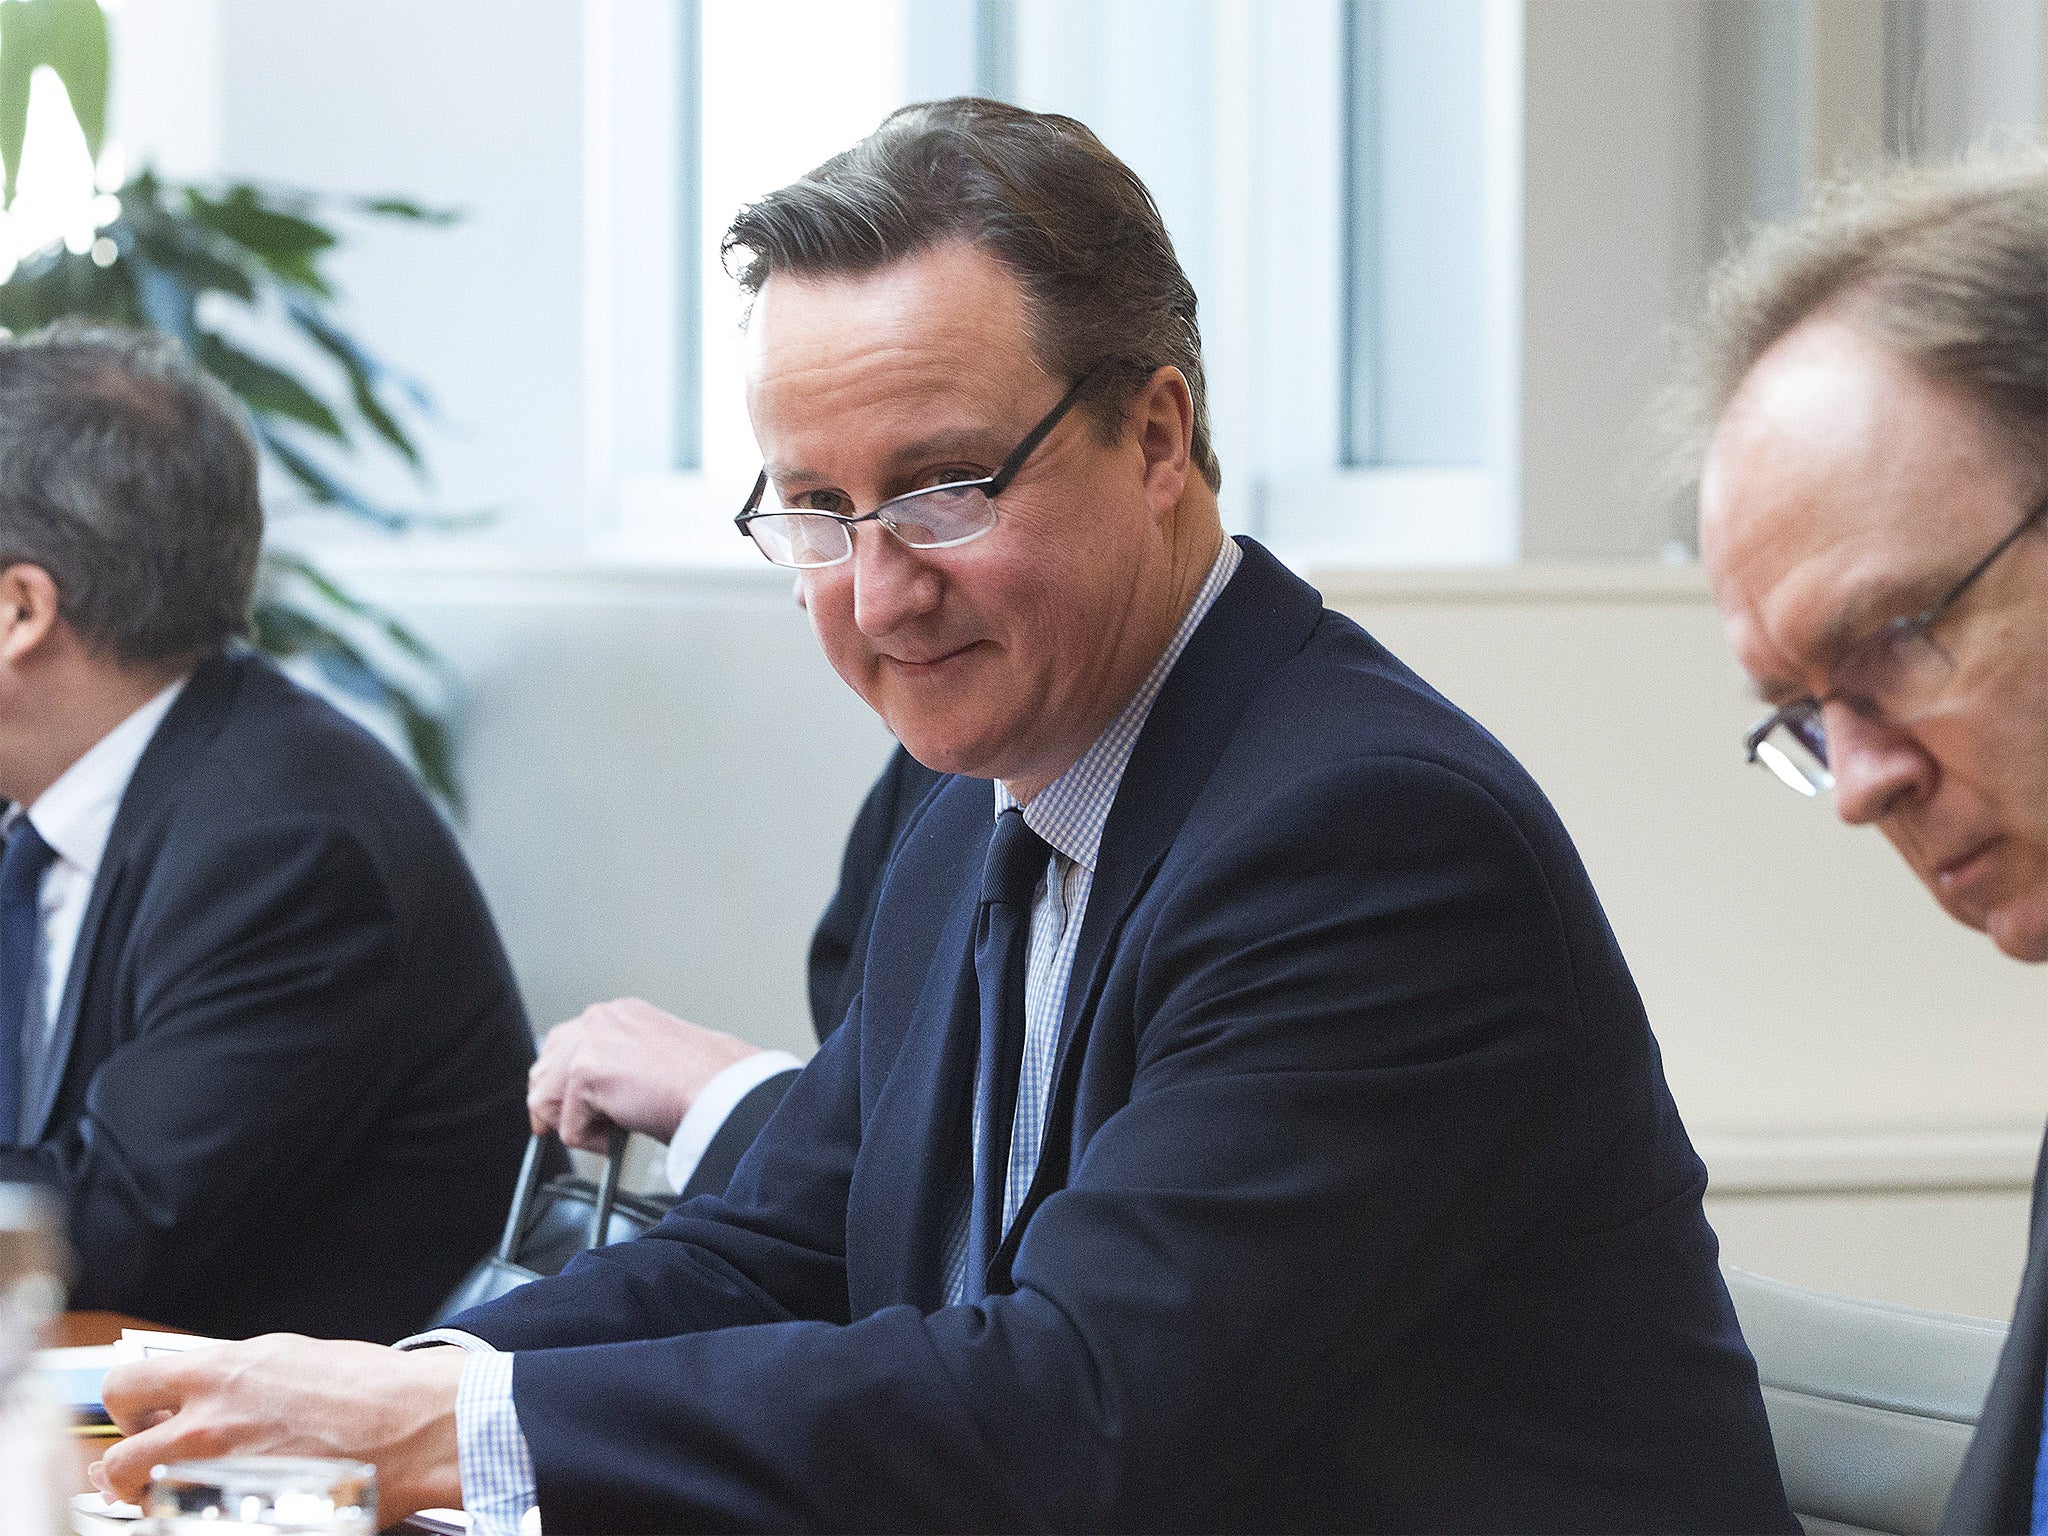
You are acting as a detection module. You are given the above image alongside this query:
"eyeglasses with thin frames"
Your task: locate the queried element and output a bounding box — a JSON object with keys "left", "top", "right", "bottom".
{"left": 733, "top": 365, "right": 1110, "bottom": 570}
{"left": 1745, "top": 488, "right": 2048, "bottom": 797}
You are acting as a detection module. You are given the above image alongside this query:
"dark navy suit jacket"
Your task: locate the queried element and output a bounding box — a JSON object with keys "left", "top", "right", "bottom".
{"left": 0, "top": 651, "right": 534, "bottom": 1342}
{"left": 457, "top": 540, "right": 1795, "bottom": 1531}
{"left": 1941, "top": 1129, "right": 2048, "bottom": 1531}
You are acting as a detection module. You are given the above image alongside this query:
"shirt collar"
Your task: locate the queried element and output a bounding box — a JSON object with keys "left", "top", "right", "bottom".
{"left": 997, "top": 536, "right": 1242, "bottom": 872}
{"left": 11, "top": 675, "right": 189, "bottom": 879}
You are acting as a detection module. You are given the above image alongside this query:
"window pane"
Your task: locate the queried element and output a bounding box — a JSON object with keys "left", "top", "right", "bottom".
{"left": 697, "top": 0, "right": 912, "bottom": 482}
{"left": 1344, "top": 0, "right": 1487, "bottom": 468}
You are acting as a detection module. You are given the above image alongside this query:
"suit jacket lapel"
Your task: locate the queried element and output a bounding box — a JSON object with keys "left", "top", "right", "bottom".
{"left": 24, "top": 654, "right": 243, "bottom": 1143}
{"left": 852, "top": 778, "right": 992, "bottom": 1314}
{"left": 987, "top": 539, "right": 1325, "bottom": 1285}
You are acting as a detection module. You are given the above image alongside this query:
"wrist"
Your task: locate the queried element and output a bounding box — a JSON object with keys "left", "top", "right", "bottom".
{"left": 673, "top": 1038, "right": 764, "bottom": 1114}
{"left": 386, "top": 1346, "right": 467, "bottom": 1516}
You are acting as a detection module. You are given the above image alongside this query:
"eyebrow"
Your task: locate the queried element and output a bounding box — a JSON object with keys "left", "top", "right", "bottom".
{"left": 1752, "top": 569, "right": 1953, "bottom": 704}
{"left": 765, "top": 429, "right": 1010, "bottom": 489}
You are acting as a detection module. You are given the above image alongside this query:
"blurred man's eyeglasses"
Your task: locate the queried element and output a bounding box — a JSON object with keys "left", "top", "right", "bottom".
{"left": 734, "top": 365, "right": 1108, "bottom": 570}
{"left": 1745, "top": 489, "right": 2048, "bottom": 797}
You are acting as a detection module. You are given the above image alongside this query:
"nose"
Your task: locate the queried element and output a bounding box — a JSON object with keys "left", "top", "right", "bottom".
{"left": 850, "top": 523, "right": 941, "bottom": 639}
{"left": 1823, "top": 700, "right": 1932, "bottom": 826}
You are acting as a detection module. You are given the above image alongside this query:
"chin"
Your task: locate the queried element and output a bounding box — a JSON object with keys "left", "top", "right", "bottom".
{"left": 1985, "top": 909, "right": 2048, "bottom": 963}
{"left": 885, "top": 721, "right": 996, "bottom": 781}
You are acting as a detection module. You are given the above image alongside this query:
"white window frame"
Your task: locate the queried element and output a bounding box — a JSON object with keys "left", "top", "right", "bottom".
{"left": 1229, "top": 0, "right": 1521, "bottom": 568}
{"left": 581, "top": 0, "right": 1523, "bottom": 571}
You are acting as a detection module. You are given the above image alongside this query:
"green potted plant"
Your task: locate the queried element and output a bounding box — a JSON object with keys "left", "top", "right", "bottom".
{"left": 0, "top": 0, "right": 464, "bottom": 807}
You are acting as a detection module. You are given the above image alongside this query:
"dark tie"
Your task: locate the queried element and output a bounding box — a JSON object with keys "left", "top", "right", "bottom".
{"left": 965, "top": 807, "right": 1051, "bottom": 1300}
{"left": 0, "top": 818, "right": 56, "bottom": 1144}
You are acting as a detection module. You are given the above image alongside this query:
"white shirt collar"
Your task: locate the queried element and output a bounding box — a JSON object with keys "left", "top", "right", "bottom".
{"left": 14, "top": 675, "right": 189, "bottom": 879}
{"left": 997, "top": 535, "right": 1243, "bottom": 872}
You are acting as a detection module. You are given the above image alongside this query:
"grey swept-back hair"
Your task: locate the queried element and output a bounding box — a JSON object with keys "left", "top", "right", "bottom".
{"left": 1663, "top": 146, "right": 2048, "bottom": 498}
{"left": 722, "top": 96, "right": 1221, "bottom": 491}
{"left": 0, "top": 322, "right": 262, "bottom": 665}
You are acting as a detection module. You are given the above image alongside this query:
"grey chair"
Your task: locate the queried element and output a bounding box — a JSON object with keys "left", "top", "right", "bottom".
{"left": 1725, "top": 1266, "right": 2009, "bottom": 1536}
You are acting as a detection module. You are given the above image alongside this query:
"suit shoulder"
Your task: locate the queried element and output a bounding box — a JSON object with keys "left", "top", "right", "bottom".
{"left": 1226, "top": 611, "right": 1562, "bottom": 831}
{"left": 127, "top": 656, "right": 468, "bottom": 897}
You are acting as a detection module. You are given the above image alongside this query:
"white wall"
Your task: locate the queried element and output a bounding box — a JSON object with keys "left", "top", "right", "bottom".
{"left": 206, "top": 1, "right": 590, "bottom": 538}
{"left": 1519, "top": 0, "right": 1708, "bottom": 559}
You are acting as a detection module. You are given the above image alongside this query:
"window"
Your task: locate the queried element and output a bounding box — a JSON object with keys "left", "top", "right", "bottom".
{"left": 591, "top": 0, "right": 1518, "bottom": 568}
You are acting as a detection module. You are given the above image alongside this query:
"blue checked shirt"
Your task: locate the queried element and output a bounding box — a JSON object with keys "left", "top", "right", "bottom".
{"left": 448, "top": 536, "right": 1242, "bottom": 1531}
{"left": 940, "top": 535, "right": 1239, "bottom": 1302}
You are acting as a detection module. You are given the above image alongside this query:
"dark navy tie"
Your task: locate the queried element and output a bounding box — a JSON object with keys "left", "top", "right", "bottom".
{"left": 0, "top": 817, "right": 56, "bottom": 1144}
{"left": 965, "top": 807, "right": 1051, "bottom": 1300}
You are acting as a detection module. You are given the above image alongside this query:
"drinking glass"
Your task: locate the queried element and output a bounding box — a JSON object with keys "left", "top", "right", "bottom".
{"left": 141, "top": 1456, "right": 376, "bottom": 1534}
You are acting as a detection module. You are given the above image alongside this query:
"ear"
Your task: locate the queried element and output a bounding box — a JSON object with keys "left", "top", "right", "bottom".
{"left": 0, "top": 564, "right": 62, "bottom": 666}
{"left": 1130, "top": 365, "right": 1194, "bottom": 519}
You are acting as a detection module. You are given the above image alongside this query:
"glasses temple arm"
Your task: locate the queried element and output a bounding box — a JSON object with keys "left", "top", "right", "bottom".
{"left": 984, "top": 365, "right": 1112, "bottom": 497}
{"left": 1921, "top": 490, "right": 2048, "bottom": 626}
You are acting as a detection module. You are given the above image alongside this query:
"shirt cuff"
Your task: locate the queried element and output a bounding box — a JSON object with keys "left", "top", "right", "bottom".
{"left": 393, "top": 1328, "right": 494, "bottom": 1352}
{"left": 664, "top": 1049, "right": 803, "bottom": 1192}
{"left": 393, "top": 1332, "right": 537, "bottom": 1534}
{"left": 456, "top": 1348, "right": 538, "bottom": 1536}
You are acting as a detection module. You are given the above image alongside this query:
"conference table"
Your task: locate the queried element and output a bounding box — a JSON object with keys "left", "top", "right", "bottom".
{"left": 58, "top": 1312, "right": 457, "bottom": 1534}
{"left": 56, "top": 1310, "right": 162, "bottom": 1349}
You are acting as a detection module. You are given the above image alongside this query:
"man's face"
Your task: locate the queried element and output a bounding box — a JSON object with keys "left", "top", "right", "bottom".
{"left": 744, "top": 240, "right": 1180, "bottom": 797}
{"left": 1701, "top": 312, "right": 2048, "bottom": 961}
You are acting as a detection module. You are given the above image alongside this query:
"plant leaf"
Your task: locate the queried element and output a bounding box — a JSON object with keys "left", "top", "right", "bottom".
{"left": 0, "top": 0, "right": 109, "bottom": 205}
{"left": 0, "top": 235, "right": 139, "bottom": 331}
{"left": 256, "top": 425, "right": 412, "bottom": 530}
{"left": 266, "top": 549, "right": 447, "bottom": 675}
{"left": 357, "top": 196, "right": 460, "bottom": 226}
{"left": 197, "top": 332, "right": 345, "bottom": 440}
{"left": 182, "top": 184, "right": 335, "bottom": 297}
{"left": 185, "top": 184, "right": 335, "bottom": 260}
{"left": 128, "top": 257, "right": 200, "bottom": 349}
{"left": 40, "top": 0, "right": 102, "bottom": 157}
{"left": 128, "top": 218, "right": 258, "bottom": 304}
{"left": 286, "top": 299, "right": 425, "bottom": 471}
{"left": 255, "top": 590, "right": 463, "bottom": 814}
{"left": 0, "top": 2, "right": 43, "bottom": 207}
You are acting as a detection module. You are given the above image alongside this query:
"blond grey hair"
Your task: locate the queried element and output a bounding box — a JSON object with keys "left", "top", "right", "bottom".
{"left": 1664, "top": 146, "right": 2048, "bottom": 498}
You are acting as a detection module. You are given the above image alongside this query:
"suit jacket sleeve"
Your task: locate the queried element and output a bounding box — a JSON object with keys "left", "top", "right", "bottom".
{"left": 0, "top": 815, "right": 419, "bottom": 1320}
{"left": 451, "top": 756, "right": 1664, "bottom": 1531}
{"left": 674, "top": 1069, "right": 797, "bottom": 1204}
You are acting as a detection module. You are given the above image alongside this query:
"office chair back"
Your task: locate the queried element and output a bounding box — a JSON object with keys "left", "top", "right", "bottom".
{"left": 1724, "top": 1266, "right": 2007, "bottom": 1536}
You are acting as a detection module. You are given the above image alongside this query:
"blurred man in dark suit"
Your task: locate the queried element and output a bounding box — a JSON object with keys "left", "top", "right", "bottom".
{"left": 0, "top": 324, "right": 533, "bottom": 1341}
{"left": 1688, "top": 155, "right": 2048, "bottom": 1532}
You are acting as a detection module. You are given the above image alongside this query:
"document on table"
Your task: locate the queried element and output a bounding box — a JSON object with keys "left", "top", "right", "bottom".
{"left": 35, "top": 1328, "right": 226, "bottom": 1424}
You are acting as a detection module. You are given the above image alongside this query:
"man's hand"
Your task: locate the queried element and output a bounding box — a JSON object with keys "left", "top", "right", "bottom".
{"left": 528, "top": 998, "right": 761, "bottom": 1152}
{"left": 92, "top": 1336, "right": 465, "bottom": 1518}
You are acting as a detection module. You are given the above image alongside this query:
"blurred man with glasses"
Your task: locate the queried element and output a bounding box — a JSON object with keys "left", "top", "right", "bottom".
{"left": 94, "top": 98, "right": 1793, "bottom": 1532}
{"left": 1690, "top": 155, "right": 2048, "bottom": 1529}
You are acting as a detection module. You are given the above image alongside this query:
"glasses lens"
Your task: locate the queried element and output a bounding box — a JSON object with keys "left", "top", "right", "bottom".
{"left": 881, "top": 484, "right": 996, "bottom": 548}
{"left": 1751, "top": 712, "right": 1833, "bottom": 796}
{"left": 1830, "top": 618, "right": 1956, "bottom": 724}
{"left": 746, "top": 513, "right": 851, "bottom": 568}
